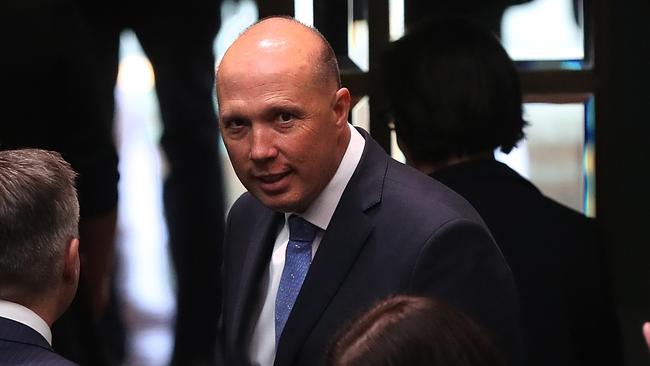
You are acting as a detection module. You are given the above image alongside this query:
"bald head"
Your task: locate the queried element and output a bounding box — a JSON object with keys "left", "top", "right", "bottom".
{"left": 216, "top": 16, "right": 352, "bottom": 213}
{"left": 217, "top": 16, "right": 340, "bottom": 100}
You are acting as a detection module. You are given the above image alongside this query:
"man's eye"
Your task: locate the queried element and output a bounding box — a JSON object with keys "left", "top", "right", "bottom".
{"left": 225, "top": 119, "right": 245, "bottom": 128}
{"left": 279, "top": 113, "right": 293, "bottom": 123}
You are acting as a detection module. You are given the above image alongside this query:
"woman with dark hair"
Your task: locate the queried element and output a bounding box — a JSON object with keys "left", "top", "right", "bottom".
{"left": 383, "top": 17, "right": 525, "bottom": 169}
{"left": 382, "top": 17, "right": 622, "bottom": 366}
{"left": 327, "top": 295, "right": 502, "bottom": 366}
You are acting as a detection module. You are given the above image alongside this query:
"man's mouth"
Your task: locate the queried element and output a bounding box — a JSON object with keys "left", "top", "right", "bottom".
{"left": 252, "top": 170, "right": 292, "bottom": 193}
{"left": 255, "top": 171, "right": 290, "bottom": 183}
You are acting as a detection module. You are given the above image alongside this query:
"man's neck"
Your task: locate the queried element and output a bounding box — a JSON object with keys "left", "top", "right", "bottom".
{"left": 0, "top": 299, "right": 54, "bottom": 345}
{"left": 1, "top": 289, "right": 61, "bottom": 326}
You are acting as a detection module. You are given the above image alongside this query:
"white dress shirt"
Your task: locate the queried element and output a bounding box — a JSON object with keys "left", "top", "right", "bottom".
{"left": 0, "top": 299, "right": 52, "bottom": 345}
{"left": 247, "top": 124, "right": 365, "bottom": 366}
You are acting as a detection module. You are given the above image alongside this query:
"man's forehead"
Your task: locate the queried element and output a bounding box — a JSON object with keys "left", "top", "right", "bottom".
{"left": 218, "top": 55, "right": 311, "bottom": 89}
{"left": 216, "top": 61, "right": 318, "bottom": 107}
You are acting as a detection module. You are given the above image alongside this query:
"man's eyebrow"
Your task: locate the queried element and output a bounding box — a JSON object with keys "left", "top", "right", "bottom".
{"left": 264, "top": 104, "right": 303, "bottom": 116}
{"left": 219, "top": 109, "right": 248, "bottom": 122}
{"left": 261, "top": 106, "right": 306, "bottom": 122}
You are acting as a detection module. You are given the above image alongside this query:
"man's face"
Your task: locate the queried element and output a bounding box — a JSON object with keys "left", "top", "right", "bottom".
{"left": 217, "top": 50, "right": 350, "bottom": 213}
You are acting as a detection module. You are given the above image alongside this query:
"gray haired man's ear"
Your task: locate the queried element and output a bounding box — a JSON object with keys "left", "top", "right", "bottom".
{"left": 62, "top": 238, "right": 80, "bottom": 303}
{"left": 64, "top": 238, "right": 80, "bottom": 282}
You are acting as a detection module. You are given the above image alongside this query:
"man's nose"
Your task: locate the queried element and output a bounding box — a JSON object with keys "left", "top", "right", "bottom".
{"left": 249, "top": 125, "right": 278, "bottom": 161}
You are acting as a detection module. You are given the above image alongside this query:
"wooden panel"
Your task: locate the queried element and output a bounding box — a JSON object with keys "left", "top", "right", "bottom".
{"left": 523, "top": 93, "right": 592, "bottom": 104}
{"left": 520, "top": 70, "right": 598, "bottom": 94}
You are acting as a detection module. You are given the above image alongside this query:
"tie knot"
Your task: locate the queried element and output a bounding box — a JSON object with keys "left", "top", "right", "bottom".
{"left": 288, "top": 215, "right": 319, "bottom": 243}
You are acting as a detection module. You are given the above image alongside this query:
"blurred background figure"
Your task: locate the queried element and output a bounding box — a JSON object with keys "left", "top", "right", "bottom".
{"left": 0, "top": 1, "right": 117, "bottom": 363}
{"left": 0, "top": 0, "right": 226, "bottom": 365}
{"left": 643, "top": 323, "right": 650, "bottom": 351}
{"left": 382, "top": 16, "right": 622, "bottom": 366}
{"left": 0, "top": 149, "right": 81, "bottom": 366}
{"left": 327, "top": 295, "right": 502, "bottom": 366}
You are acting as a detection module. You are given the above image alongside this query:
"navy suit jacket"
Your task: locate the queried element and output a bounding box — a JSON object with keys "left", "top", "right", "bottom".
{"left": 431, "top": 159, "right": 622, "bottom": 366}
{"left": 222, "top": 129, "right": 523, "bottom": 366}
{"left": 0, "top": 316, "right": 77, "bottom": 366}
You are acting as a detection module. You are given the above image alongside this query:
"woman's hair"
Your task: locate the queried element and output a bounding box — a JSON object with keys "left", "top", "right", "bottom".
{"left": 382, "top": 16, "right": 526, "bottom": 164}
{"left": 327, "top": 295, "right": 503, "bottom": 366}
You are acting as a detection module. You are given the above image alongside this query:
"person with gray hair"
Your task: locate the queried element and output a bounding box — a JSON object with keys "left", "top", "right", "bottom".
{"left": 0, "top": 149, "right": 81, "bottom": 365}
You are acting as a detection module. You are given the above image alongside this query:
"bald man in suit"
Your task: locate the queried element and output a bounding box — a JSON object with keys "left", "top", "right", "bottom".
{"left": 216, "top": 16, "right": 523, "bottom": 366}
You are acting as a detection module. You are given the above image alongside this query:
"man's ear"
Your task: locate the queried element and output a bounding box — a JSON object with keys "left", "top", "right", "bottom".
{"left": 63, "top": 237, "right": 80, "bottom": 284}
{"left": 333, "top": 87, "right": 351, "bottom": 127}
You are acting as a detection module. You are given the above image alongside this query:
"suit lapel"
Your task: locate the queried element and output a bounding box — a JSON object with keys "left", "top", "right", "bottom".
{"left": 229, "top": 207, "right": 284, "bottom": 349}
{"left": 274, "top": 129, "right": 388, "bottom": 365}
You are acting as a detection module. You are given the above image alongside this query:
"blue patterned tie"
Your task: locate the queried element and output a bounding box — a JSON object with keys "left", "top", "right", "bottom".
{"left": 275, "top": 215, "right": 319, "bottom": 343}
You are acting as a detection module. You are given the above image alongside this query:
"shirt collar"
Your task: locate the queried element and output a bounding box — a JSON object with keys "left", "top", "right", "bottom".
{"left": 295, "top": 124, "right": 365, "bottom": 230}
{"left": 0, "top": 299, "right": 52, "bottom": 345}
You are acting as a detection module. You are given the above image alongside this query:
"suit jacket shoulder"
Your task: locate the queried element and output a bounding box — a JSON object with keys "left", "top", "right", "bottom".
{"left": 285, "top": 132, "right": 521, "bottom": 366}
{"left": 431, "top": 159, "right": 621, "bottom": 366}
{"left": 0, "top": 317, "right": 77, "bottom": 366}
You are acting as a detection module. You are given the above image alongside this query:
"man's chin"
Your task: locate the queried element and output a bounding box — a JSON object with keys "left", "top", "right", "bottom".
{"left": 254, "top": 192, "right": 305, "bottom": 213}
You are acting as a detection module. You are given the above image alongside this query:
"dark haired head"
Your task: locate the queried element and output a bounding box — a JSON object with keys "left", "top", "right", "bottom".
{"left": 327, "top": 295, "right": 503, "bottom": 366}
{"left": 382, "top": 17, "right": 526, "bottom": 164}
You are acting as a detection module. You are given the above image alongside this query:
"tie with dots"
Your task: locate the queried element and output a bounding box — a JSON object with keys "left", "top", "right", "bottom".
{"left": 275, "top": 215, "right": 319, "bottom": 344}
